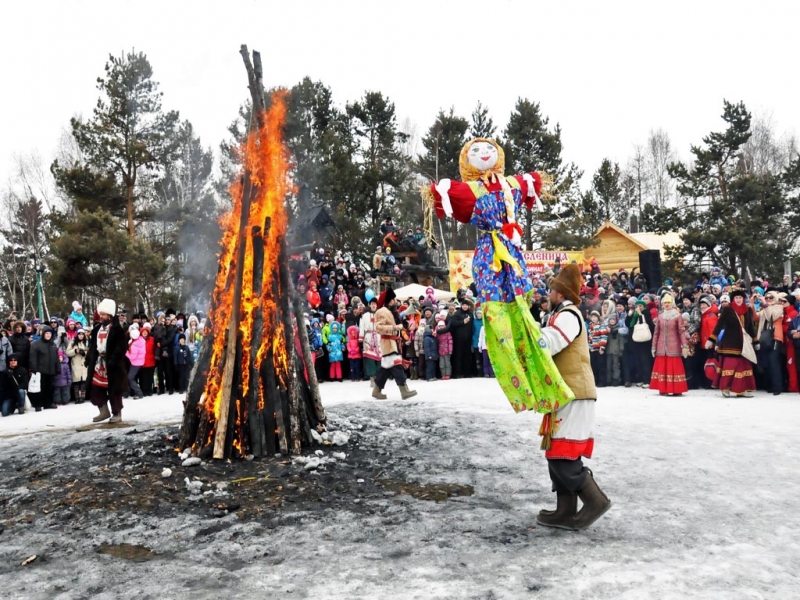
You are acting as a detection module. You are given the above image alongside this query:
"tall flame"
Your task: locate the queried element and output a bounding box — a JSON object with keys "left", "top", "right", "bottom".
{"left": 200, "top": 92, "right": 291, "bottom": 453}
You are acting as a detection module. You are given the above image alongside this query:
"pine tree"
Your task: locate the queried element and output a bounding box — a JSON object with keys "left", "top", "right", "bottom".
{"left": 68, "top": 51, "right": 180, "bottom": 240}
{"left": 592, "top": 158, "right": 627, "bottom": 226}
{"left": 469, "top": 102, "right": 496, "bottom": 139}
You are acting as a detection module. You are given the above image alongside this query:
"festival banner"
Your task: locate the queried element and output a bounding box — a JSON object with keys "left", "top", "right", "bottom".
{"left": 448, "top": 250, "right": 585, "bottom": 292}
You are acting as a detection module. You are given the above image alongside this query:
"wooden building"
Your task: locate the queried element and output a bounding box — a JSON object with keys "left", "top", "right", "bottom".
{"left": 586, "top": 220, "right": 682, "bottom": 274}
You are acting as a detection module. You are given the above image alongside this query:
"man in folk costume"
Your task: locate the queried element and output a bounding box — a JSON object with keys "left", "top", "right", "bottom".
{"left": 372, "top": 287, "right": 418, "bottom": 400}
{"left": 536, "top": 264, "right": 611, "bottom": 530}
{"left": 85, "top": 298, "right": 129, "bottom": 423}
{"left": 429, "top": 139, "right": 603, "bottom": 528}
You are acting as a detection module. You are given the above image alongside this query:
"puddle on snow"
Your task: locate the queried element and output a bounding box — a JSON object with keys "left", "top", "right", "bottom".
{"left": 377, "top": 478, "right": 474, "bottom": 503}
{"left": 97, "top": 543, "right": 157, "bottom": 562}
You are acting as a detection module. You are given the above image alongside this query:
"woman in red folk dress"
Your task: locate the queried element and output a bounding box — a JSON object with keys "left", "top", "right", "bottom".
{"left": 650, "top": 294, "right": 689, "bottom": 396}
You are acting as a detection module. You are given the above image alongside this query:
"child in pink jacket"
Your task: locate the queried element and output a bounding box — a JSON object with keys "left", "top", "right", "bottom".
{"left": 346, "top": 325, "right": 362, "bottom": 381}
{"left": 435, "top": 317, "right": 453, "bottom": 380}
{"left": 125, "top": 324, "right": 146, "bottom": 399}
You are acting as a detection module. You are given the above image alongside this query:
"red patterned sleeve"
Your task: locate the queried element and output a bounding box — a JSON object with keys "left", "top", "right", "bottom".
{"left": 429, "top": 180, "right": 477, "bottom": 224}
{"left": 512, "top": 171, "right": 543, "bottom": 210}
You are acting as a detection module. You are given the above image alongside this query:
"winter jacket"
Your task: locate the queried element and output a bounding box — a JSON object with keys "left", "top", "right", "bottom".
{"left": 66, "top": 337, "right": 89, "bottom": 383}
{"left": 0, "top": 335, "right": 13, "bottom": 371}
{"left": 605, "top": 321, "right": 623, "bottom": 355}
{"left": 471, "top": 316, "right": 483, "bottom": 349}
{"left": 346, "top": 326, "right": 362, "bottom": 359}
{"left": 2, "top": 361, "right": 28, "bottom": 394}
{"left": 326, "top": 324, "right": 345, "bottom": 362}
{"left": 53, "top": 351, "right": 72, "bottom": 387}
{"left": 414, "top": 327, "right": 425, "bottom": 356}
{"left": 9, "top": 324, "right": 30, "bottom": 369}
{"left": 30, "top": 327, "right": 59, "bottom": 375}
{"left": 319, "top": 283, "right": 334, "bottom": 308}
{"left": 126, "top": 335, "right": 147, "bottom": 367}
{"left": 423, "top": 328, "right": 439, "bottom": 360}
{"left": 709, "top": 274, "right": 727, "bottom": 289}
{"left": 174, "top": 344, "right": 194, "bottom": 367}
{"left": 142, "top": 334, "right": 157, "bottom": 368}
{"left": 436, "top": 327, "right": 453, "bottom": 356}
{"left": 333, "top": 291, "right": 349, "bottom": 306}
{"left": 307, "top": 288, "right": 321, "bottom": 310}
{"left": 699, "top": 305, "right": 719, "bottom": 347}
{"left": 85, "top": 317, "right": 129, "bottom": 398}
{"left": 652, "top": 310, "right": 689, "bottom": 357}
{"left": 587, "top": 321, "right": 609, "bottom": 352}
{"left": 359, "top": 311, "right": 381, "bottom": 361}
{"left": 309, "top": 324, "right": 323, "bottom": 351}
{"left": 375, "top": 307, "right": 400, "bottom": 357}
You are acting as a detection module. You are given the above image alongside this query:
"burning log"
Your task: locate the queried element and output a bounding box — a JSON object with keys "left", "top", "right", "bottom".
{"left": 179, "top": 46, "right": 324, "bottom": 459}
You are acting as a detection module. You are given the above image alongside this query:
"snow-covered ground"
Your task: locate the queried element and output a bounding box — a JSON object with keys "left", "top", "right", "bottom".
{"left": 2, "top": 379, "right": 799, "bottom": 599}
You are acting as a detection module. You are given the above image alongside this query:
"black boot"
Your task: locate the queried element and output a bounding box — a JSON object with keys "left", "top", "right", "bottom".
{"left": 572, "top": 471, "right": 612, "bottom": 530}
{"left": 536, "top": 493, "right": 578, "bottom": 529}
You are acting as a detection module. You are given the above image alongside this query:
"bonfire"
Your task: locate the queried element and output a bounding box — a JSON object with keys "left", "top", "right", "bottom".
{"left": 179, "top": 46, "right": 325, "bottom": 459}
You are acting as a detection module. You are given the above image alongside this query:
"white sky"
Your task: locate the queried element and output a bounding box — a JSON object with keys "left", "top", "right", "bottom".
{"left": 2, "top": 0, "right": 798, "bottom": 189}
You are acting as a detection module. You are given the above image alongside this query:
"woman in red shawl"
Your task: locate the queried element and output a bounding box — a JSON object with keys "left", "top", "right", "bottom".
{"left": 779, "top": 293, "right": 798, "bottom": 393}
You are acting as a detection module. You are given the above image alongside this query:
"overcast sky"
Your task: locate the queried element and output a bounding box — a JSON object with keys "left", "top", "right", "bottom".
{"left": 2, "top": 0, "right": 798, "bottom": 190}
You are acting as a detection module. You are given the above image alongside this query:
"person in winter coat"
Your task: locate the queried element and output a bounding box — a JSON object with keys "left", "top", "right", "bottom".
{"left": 423, "top": 323, "right": 439, "bottom": 381}
{"left": 307, "top": 282, "right": 322, "bottom": 311}
{"left": 185, "top": 315, "right": 202, "bottom": 361}
{"left": 477, "top": 320, "right": 494, "bottom": 378}
{"left": 52, "top": 348, "right": 72, "bottom": 405}
{"left": 333, "top": 285, "right": 349, "bottom": 307}
{"left": 0, "top": 329, "right": 13, "bottom": 374}
{"left": 65, "top": 318, "right": 79, "bottom": 342}
{"left": 414, "top": 318, "right": 427, "bottom": 380}
{"left": 319, "top": 276, "right": 334, "bottom": 314}
{"left": 9, "top": 321, "right": 30, "bottom": 370}
{"left": 326, "top": 322, "right": 345, "bottom": 382}
{"left": 435, "top": 318, "right": 453, "bottom": 380}
{"left": 66, "top": 329, "right": 89, "bottom": 403}
{"left": 125, "top": 324, "right": 146, "bottom": 399}
{"left": 471, "top": 306, "right": 484, "bottom": 376}
{"left": 696, "top": 296, "right": 719, "bottom": 389}
{"left": 650, "top": 294, "right": 689, "bottom": 396}
{"left": 757, "top": 291, "right": 785, "bottom": 395}
{"left": 2, "top": 354, "right": 28, "bottom": 416}
{"left": 138, "top": 323, "right": 157, "bottom": 396}
{"left": 778, "top": 293, "right": 798, "bottom": 393}
{"left": 627, "top": 299, "right": 655, "bottom": 387}
{"left": 441, "top": 298, "right": 473, "bottom": 378}
{"left": 346, "top": 325, "right": 362, "bottom": 382}
{"left": 173, "top": 333, "right": 194, "bottom": 394}
{"left": 29, "top": 325, "right": 60, "bottom": 411}
{"left": 372, "top": 288, "right": 418, "bottom": 399}
{"left": 708, "top": 267, "right": 727, "bottom": 290}
{"left": 69, "top": 301, "right": 88, "bottom": 328}
{"left": 587, "top": 311, "right": 608, "bottom": 387}
{"left": 707, "top": 305, "right": 756, "bottom": 397}
{"left": 85, "top": 298, "right": 129, "bottom": 423}
{"left": 359, "top": 297, "right": 382, "bottom": 384}
{"left": 605, "top": 314, "right": 623, "bottom": 386}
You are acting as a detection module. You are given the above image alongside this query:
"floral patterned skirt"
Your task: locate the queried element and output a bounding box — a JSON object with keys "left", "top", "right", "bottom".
{"left": 482, "top": 296, "right": 574, "bottom": 414}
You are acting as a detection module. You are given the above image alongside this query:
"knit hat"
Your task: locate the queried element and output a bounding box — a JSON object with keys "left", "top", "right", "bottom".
{"left": 142, "top": 322, "right": 152, "bottom": 330}
{"left": 590, "top": 310, "right": 600, "bottom": 318}
{"left": 129, "top": 322, "right": 139, "bottom": 330}
{"left": 549, "top": 264, "right": 582, "bottom": 305}
{"left": 76, "top": 327, "right": 85, "bottom": 335}
{"left": 719, "top": 294, "right": 731, "bottom": 304}
{"left": 325, "top": 314, "right": 335, "bottom": 323}
{"left": 699, "top": 295, "right": 712, "bottom": 306}
{"left": 97, "top": 298, "right": 116, "bottom": 316}
{"left": 635, "top": 299, "right": 647, "bottom": 308}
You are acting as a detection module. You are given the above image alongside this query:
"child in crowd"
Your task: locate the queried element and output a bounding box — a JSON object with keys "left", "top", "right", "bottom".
{"left": 423, "top": 321, "right": 439, "bottom": 381}
{"left": 66, "top": 328, "right": 89, "bottom": 403}
{"left": 605, "top": 315, "right": 622, "bottom": 386}
{"left": 174, "top": 333, "right": 194, "bottom": 394}
{"left": 327, "top": 322, "right": 345, "bottom": 382}
{"left": 478, "top": 321, "right": 494, "bottom": 378}
{"left": 346, "top": 325, "right": 362, "bottom": 382}
{"left": 436, "top": 317, "right": 453, "bottom": 380}
{"left": 414, "top": 318, "right": 427, "bottom": 379}
{"left": 588, "top": 311, "right": 609, "bottom": 387}
{"left": 52, "top": 348, "right": 72, "bottom": 405}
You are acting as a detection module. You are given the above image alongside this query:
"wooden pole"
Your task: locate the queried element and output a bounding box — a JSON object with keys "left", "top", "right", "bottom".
{"left": 288, "top": 277, "right": 326, "bottom": 424}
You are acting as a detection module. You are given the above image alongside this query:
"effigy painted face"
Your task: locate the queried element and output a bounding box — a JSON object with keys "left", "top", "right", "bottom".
{"left": 467, "top": 141, "right": 499, "bottom": 172}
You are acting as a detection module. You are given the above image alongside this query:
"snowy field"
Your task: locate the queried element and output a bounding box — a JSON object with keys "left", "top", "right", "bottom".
{"left": 1, "top": 379, "right": 799, "bottom": 600}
